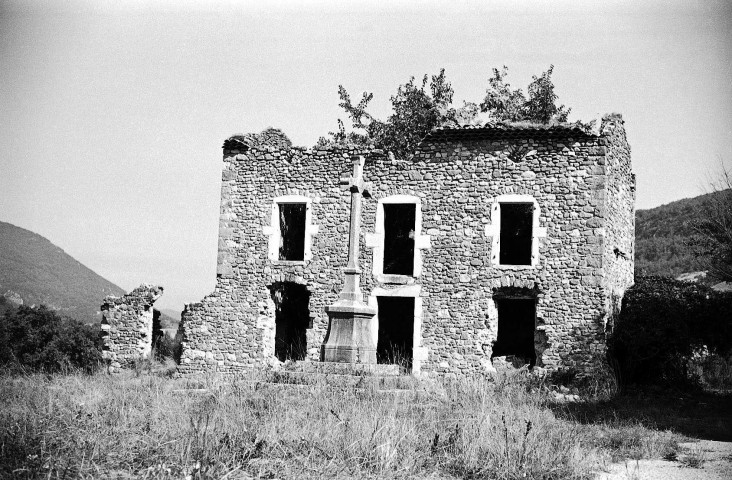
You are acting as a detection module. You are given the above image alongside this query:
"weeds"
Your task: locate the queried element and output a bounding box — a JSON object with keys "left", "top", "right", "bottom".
{"left": 620, "top": 460, "right": 641, "bottom": 480}
{"left": 679, "top": 444, "right": 707, "bottom": 468}
{"left": 0, "top": 371, "right": 686, "bottom": 479}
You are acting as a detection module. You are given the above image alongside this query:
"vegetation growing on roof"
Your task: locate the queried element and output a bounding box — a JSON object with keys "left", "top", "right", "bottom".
{"left": 318, "top": 65, "right": 591, "bottom": 158}
{"left": 480, "top": 65, "right": 572, "bottom": 124}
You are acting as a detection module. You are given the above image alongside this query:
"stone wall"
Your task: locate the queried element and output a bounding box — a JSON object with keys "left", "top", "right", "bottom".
{"left": 599, "top": 114, "right": 636, "bottom": 332}
{"left": 101, "top": 284, "right": 163, "bottom": 373}
{"left": 179, "top": 122, "right": 634, "bottom": 377}
{"left": 411, "top": 128, "right": 610, "bottom": 376}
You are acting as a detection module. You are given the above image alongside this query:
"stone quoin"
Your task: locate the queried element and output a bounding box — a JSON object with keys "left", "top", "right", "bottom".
{"left": 173, "top": 115, "right": 634, "bottom": 377}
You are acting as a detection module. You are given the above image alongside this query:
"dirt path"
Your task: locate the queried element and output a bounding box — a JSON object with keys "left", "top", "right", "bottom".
{"left": 596, "top": 440, "right": 732, "bottom": 480}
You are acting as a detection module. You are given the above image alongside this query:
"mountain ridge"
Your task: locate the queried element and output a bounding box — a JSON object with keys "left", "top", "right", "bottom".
{"left": 1, "top": 221, "right": 126, "bottom": 324}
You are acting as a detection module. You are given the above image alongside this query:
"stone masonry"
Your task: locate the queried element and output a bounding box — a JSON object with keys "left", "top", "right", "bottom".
{"left": 101, "top": 284, "right": 164, "bottom": 373}
{"left": 178, "top": 114, "right": 635, "bottom": 377}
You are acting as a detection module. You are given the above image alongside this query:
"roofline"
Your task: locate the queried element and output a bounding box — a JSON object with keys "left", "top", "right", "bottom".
{"left": 423, "top": 124, "right": 597, "bottom": 142}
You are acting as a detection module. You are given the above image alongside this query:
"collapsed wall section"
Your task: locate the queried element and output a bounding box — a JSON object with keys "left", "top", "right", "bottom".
{"left": 100, "top": 284, "right": 163, "bottom": 372}
{"left": 177, "top": 140, "right": 373, "bottom": 374}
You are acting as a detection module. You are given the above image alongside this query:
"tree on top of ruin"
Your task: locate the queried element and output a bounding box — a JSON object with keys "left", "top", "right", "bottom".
{"left": 319, "top": 69, "right": 473, "bottom": 158}
{"left": 319, "top": 65, "right": 581, "bottom": 158}
{"left": 481, "top": 65, "right": 571, "bottom": 124}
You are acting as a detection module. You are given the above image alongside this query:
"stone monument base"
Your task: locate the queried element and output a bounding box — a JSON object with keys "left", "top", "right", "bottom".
{"left": 291, "top": 361, "right": 400, "bottom": 376}
{"left": 322, "top": 299, "right": 377, "bottom": 364}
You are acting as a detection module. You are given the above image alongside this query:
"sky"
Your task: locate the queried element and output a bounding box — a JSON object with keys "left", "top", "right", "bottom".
{"left": 1, "top": 0, "right": 731, "bottom": 313}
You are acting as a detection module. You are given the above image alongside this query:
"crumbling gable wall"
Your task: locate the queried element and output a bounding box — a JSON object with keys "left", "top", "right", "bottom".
{"left": 179, "top": 122, "right": 634, "bottom": 377}
{"left": 598, "top": 115, "right": 636, "bottom": 332}
{"left": 100, "top": 284, "right": 163, "bottom": 372}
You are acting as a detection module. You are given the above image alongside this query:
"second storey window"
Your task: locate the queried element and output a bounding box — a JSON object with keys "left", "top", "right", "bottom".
{"left": 383, "top": 203, "right": 416, "bottom": 275}
{"left": 279, "top": 203, "right": 306, "bottom": 261}
{"left": 366, "top": 195, "right": 431, "bottom": 283}
{"left": 263, "top": 195, "right": 318, "bottom": 263}
{"left": 499, "top": 203, "right": 533, "bottom": 266}
{"left": 485, "top": 194, "right": 546, "bottom": 269}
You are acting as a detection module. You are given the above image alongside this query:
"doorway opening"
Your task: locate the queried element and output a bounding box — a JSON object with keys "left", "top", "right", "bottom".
{"left": 377, "top": 296, "right": 414, "bottom": 371}
{"left": 383, "top": 204, "right": 416, "bottom": 275}
{"left": 269, "top": 282, "right": 310, "bottom": 361}
{"left": 492, "top": 298, "right": 537, "bottom": 366}
{"left": 499, "top": 203, "right": 533, "bottom": 265}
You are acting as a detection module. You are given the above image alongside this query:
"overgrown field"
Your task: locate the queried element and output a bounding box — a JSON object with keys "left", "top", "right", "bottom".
{"left": 0, "top": 371, "right": 682, "bottom": 479}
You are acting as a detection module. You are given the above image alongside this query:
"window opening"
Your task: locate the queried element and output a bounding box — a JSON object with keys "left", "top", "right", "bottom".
{"left": 383, "top": 204, "right": 416, "bottom": 275}
{"left": 500, "top": 203, "right": 533, "bottom": 265}
{"left": 377, "top": 296, "right": 414, "bottom": 371}
{"left": 269, "top": 282, "right": 310, "bottom": 362}
{"left": 279, "top": 203, "right": 306, "bottom": 261}
{"left": 492, "top": 298, "right": 536, "bottom": 366}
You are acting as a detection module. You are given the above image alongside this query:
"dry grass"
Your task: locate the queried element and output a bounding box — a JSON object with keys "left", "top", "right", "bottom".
{"left": 679, "top": 444, "right": 707, "bottom": 469}
{"left": 0, "top": 370, "right": 680, "bottom": 479}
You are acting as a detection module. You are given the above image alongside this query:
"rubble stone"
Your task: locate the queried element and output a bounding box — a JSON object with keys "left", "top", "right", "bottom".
{"left": 100, "top": 284, "right": 163, "bottom": 373}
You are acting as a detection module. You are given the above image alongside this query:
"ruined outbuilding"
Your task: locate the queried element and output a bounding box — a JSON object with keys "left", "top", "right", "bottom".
{"left": 100, "top": 284, "right": 164, "bottom": 372}
{"left": 178, "top": 115, "right": 635, "bottom": 376}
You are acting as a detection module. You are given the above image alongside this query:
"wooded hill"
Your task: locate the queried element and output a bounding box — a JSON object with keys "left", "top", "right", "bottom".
{"left": 0, "top": 221, "right": 126, "bottom": 323}
{"left": 635, "top": 190, "right": 725, "bottom": 281}
{"left": 0, "top": 221, "right": 184, "bottom": 326}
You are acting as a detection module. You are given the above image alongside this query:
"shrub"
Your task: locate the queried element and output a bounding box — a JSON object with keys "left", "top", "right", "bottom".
{"left": 152, "top": 331, "right": 180, "bottom": 363}
{"left": 151, "top": 308, "right": 181, "bottom": 363}
{"left": 608, "top": 275, "right": 732, "bottom": 387}
{"left": 690, "top": 350, "right": 732, "bottom": 390}
{"left": 0, "top": 305, "right": 102, "bottom": 373}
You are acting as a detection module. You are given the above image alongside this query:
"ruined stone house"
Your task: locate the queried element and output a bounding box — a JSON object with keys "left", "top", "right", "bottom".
{"left": 177, "top": 115, "right": 635, "bottom": 376}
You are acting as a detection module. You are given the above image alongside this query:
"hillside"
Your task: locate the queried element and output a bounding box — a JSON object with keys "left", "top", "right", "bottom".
{"left": 0, "top": 221, "right": 126, "bottom": 324}
{"left": 635, "top": 190, "right": 728, "bottom": 281}
{"left": 158, "top": 308, "right": 182, "bottom": 327}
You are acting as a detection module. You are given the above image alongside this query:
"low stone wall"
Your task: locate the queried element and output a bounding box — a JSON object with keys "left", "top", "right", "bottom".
{"left": 100, "top": 284, "right": 163, "bottom": 373}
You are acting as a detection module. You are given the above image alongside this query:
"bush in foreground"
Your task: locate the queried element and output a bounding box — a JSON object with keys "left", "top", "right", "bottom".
{"left": 0, "top": 305, "right": 102, "bottom": 373}
{"left": 609, "top": 275, "right": 732, "bottom": 388}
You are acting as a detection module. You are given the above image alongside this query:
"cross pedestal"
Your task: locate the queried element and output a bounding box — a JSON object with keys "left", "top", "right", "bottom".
{"left": 322, "top": 155, "right": 377, "bottom": 364}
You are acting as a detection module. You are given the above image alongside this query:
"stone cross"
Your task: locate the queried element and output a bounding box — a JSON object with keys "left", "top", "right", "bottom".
{"left": 344, "top": 156, "right": 372, "bottom": 282}
{"left": 322, "top": 155, "right": 377, "bottom": 364}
